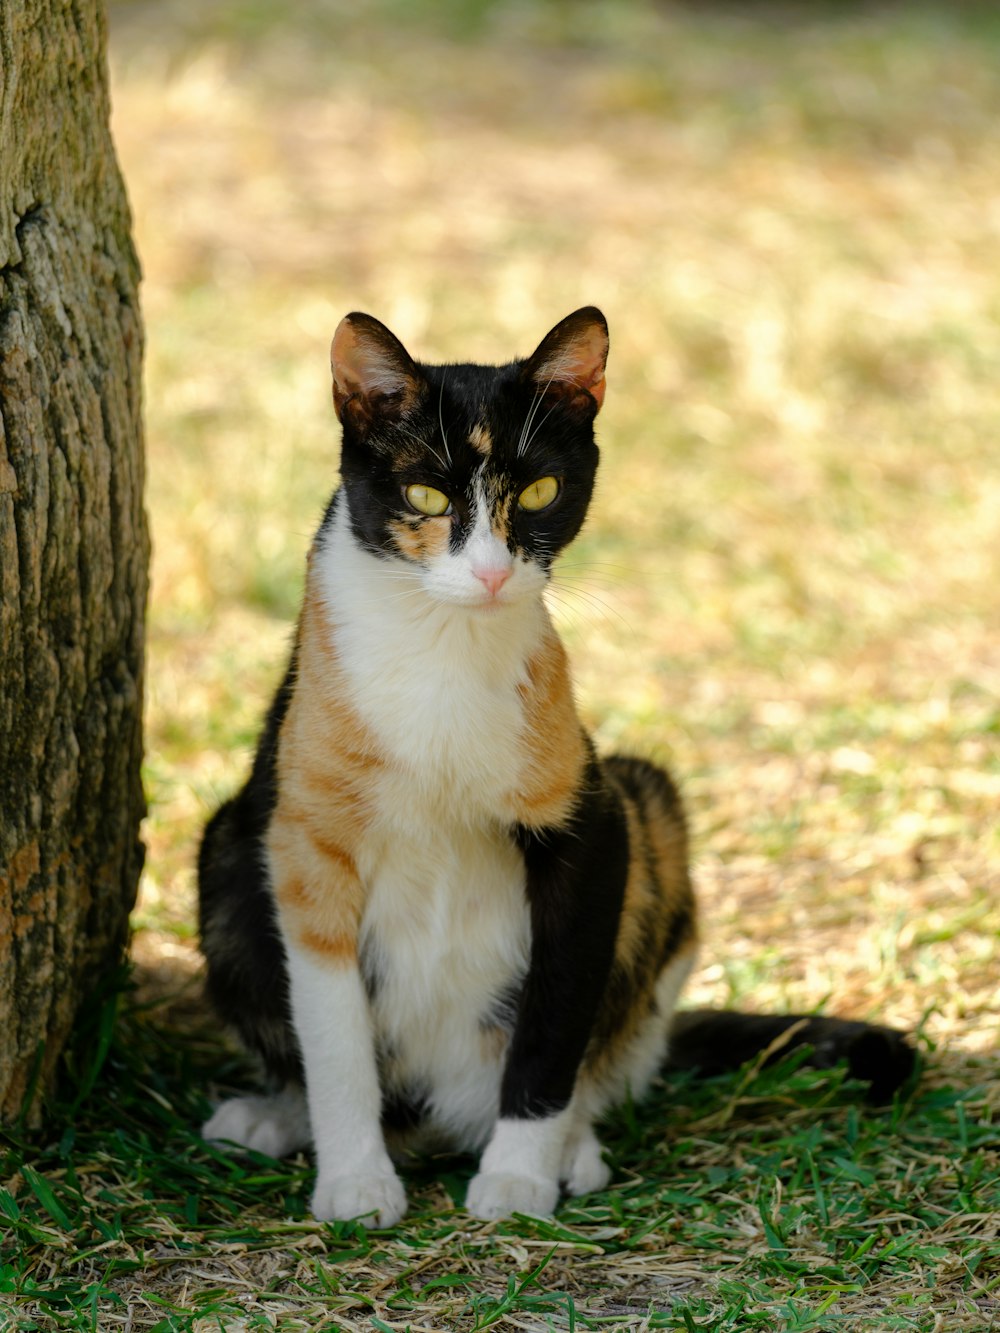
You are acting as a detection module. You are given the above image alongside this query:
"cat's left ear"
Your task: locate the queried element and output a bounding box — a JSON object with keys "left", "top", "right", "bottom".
{"left": 522, "top": 307, "right": 609, "bottom": 414}
{"left": 330, "top": 313, "right": 426, "bottom": 429}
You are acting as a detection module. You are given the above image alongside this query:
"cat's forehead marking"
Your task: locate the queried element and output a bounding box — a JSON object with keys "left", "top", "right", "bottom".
{"left": 468, "top": 423, "right": 492, "bottom": 457}
{"left": 477, "top": 470, "right": 514, "bottom": 545}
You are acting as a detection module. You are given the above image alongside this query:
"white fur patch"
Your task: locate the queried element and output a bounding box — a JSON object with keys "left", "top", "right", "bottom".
{"left": 280, "top": 937, "right": 406, "bottom": 1226}
{"left": 203, "top": 1086, "right": 311, "bottom": 1159}
{"left": 466, "top": 1111, "right": 574, "bottom": 1218}
{"left": 451, "top": 480, "right": 514, "bottom": 598}
{"left": 362, "top": 821, "right": 530, "bottom": 1151}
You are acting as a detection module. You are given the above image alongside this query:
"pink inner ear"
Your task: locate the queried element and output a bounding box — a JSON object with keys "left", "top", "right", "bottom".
{"left": 330, "top": 316, "right": 419, "bottom": 422}
{"left": 530, "top": 316, "right": 609, "bottom": 411}
{"left": 330, "top": 319, "right": 365, "bottom": 419}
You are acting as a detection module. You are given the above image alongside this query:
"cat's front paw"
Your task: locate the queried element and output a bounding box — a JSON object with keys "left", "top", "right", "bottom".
{"left": 311, "top": 1170, "right": 407, "bottom": 1228}
{"left": 465, "top": 1171, "right": 559, "bottom": 1220}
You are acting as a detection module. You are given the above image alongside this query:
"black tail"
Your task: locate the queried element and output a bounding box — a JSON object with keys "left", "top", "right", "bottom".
{"left": 667, "top": 1009, "right": 916, "bottom": 1103}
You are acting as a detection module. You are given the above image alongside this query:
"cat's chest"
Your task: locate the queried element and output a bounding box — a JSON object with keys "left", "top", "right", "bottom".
{"left": 356, "top": 816, "right": 530, "bottom": 1150}
{"left": 321, "top": 590, "right": 540, "bottom": 819}
{"left": 363, "top": 625, "right": 518, "bottom": 746}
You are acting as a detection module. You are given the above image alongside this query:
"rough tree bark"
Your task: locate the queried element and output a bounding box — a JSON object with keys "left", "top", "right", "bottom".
{"left": 0, "top": 0, "right": 147, "bottom": 1119}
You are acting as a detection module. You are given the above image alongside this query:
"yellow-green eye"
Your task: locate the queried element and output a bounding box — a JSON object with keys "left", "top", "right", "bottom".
{"left": 405, "top": 483, "right": 451, "bottom": 516}
{"left": 518, "top": 476, "right": 559, "bottom": 512}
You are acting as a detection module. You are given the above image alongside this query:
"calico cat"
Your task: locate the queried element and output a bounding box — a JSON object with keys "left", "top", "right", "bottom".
{"left": 198, "top": 308, "right": 914, "bottom": 1228}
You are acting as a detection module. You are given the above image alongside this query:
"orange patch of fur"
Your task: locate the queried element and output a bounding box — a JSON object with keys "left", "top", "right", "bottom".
{"left": 274, "top": 874, "right": 309, "bottom": 909}
{"left": 468, "top": 423, "right": 492, "bottom": 456}
{"left": 605, "top": 765, "right": 696, "bottom": 974}
{"left": 388, "top": 516, "right": 451, "bottom": 562}
{"left": 299, "top": 927, "right": 358, "bottom": 963}
{"left": 609, "top": 789, "right": 652, "bottom": 969}
{"left": 268, "top": 571, "right": 389, "bottom": 962}
{"left": 491, "top": 491, "right": 514, "bottom": 545}
{"left": 307, "top": 829, "right": 358, "bottom": 879}
{"left": 508, "top": 619, "right": 586, "bottom": 829}
{"left": 643, "top": 803, "right": 692, "bottom": 929}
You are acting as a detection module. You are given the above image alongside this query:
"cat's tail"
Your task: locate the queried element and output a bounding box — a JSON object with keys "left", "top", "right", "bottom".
{"left": 666, "top": 1009, "right": 916, "bottom": 1102}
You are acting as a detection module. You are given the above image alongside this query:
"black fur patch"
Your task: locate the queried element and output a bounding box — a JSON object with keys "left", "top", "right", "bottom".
{"left": 198, "top": 651, "right": 303, "bottom": 1084}
{"left": 503, "top": 755, "right": 629, "bottom": 1118}
{"left": 667, "top": 1010, "right": 916, "bottom": 1102}
{"left": 380, "top": 1087, "right": 428, "bottom": 1136}
{"left": 480, "top": 980, "right": 523, "bottom": 1036}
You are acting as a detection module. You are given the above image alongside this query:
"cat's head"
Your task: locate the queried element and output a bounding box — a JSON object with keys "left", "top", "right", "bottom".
{"left": 329, "top": 308, "right": 608, "bottom": 611}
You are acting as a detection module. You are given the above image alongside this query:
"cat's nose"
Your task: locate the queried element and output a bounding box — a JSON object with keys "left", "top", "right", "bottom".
{"left": 474, "top": 567, "right": 512, "bottom": 598}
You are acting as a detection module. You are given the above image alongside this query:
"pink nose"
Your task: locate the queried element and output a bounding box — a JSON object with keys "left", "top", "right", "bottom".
{"left": 474, "top": 567, "right": 512, "bottom": 597}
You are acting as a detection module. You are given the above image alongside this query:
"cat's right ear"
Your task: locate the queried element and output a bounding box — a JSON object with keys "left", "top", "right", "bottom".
{"left": 330, "top": 314, "right": 426, "bottom": 430}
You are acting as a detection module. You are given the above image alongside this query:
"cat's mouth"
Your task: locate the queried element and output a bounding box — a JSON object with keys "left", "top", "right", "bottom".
{"left": 417, "top": 556, "right": 546, "bottom": 613}
{"left": 445, "top": 587, "right": 514, "bottom": 613}
{"left": 440, "top": 587, "right": 522, "bottom": 615}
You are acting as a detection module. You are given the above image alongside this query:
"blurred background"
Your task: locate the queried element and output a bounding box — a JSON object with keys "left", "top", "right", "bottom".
{"left": 111, "top": 0, "right": 999, "bottom": 1051}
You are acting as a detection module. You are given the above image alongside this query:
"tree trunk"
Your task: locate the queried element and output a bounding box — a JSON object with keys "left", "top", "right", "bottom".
{"left": 0, "top": 0, "right": 147, "bottom": 1120}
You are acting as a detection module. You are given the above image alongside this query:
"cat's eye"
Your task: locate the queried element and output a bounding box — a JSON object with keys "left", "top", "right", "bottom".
{"left": 405, "top": 483, "right": 451, "bottom": 516}
{"left": 517, "top": 476, "right": 559, "bottom": 512}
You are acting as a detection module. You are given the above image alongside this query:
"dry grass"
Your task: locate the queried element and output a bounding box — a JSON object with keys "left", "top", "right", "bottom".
{"left": 124, "top": 0, "right": 999, "bottom": 1043}
{"left": 3, "top": 1, "right": 998, "bottom": 1328}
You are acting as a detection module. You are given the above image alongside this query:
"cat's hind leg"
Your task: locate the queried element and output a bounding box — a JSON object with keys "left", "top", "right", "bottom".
{"left": 203, "top": 1084, "right": 311, "bottom": 1159}
{"left": 560, "top": 1120, "right": 612, "bottom": 1198}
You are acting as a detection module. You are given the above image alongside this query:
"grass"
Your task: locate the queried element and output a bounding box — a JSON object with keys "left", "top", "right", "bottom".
{"left": 4, "top": 0, "right": 1000, "bottom": 1327}
{"left": 2, "top": 992, "right": 998, "bottom": 1330}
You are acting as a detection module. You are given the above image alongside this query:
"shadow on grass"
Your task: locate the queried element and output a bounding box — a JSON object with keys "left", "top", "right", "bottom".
{"left": 3, "top": 952, "right": 997, "bottom": 1329}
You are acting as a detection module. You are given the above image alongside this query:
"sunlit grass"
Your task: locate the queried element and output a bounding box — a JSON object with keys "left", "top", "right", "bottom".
{"left": 8, "top": 0, "right": 997, "bottom": 1326}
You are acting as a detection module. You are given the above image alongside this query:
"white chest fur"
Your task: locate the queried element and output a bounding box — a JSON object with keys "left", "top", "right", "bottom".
{"left": 360, "top": 818, "right": 529, "bottom": 1149}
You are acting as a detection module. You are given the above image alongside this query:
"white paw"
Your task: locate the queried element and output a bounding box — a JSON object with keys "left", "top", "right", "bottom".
{"left": 561, "top": 1132, "right": 612, "bottom": 1197}
{"left": 203, "top": 1091, "right": 310, "bottom": 1159}
{"left": 465, "top": 1171, "right": 560, "bottom": 1220}
{"left": 311, "top": 1170, "right": 407, "bottom": 1228}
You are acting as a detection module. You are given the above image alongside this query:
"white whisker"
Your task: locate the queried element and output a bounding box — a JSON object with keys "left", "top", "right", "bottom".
{"left": 516, "top": 387, "right": 544, "bottom": 459}
{"left": 396, "top": 423, "right": 449, "bottom": 474}
{"left": 516, "top": 369, "right": 562, "bottom": 459}
{"left": 546, "top": 582, "right": 634, "bottom": 636}
{"left": 556, "top": 560, "right": 636, "bottom": 576}
{"left": 438, "top": 374, "right": 453, "bottom": 465}
{"left": 376, "top": 588, "right": 429, "bottom": 605}
{"left": 521, "top": 396, "right": 563, "bottom": 457}
{"left": 551, "top": 573, "right": 626, "bottom": 589}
